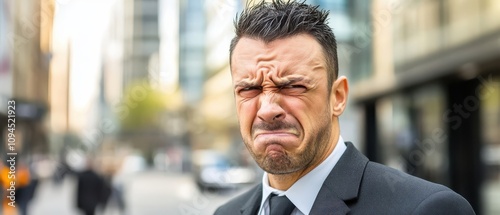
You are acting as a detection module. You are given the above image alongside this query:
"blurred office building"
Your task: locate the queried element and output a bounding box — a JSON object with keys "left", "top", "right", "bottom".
{"left": 0, "top": 1, "right": 54, "bottom": 214}
{"left": 118, "top": 0, "right": 165, "bottom": 164}
{"left": 0, "top": 0, "right": 53, "bottom": 160}
{"left": 48, "top": 0, "right": 127, "bottom": 176}
{"left": 195, "top": 0, "right": 241, "bottom": 156}
{"left": 102, "top": 0, "right": 187, "bottom": 170}
{"left": 350, "top": 1, "right": 500, "bottom": 214}
{"left": 123, "top": 0, "right": 160, "bottom": 86}
{"left": 179, "top": 0, "right": 205, "bottom": 106}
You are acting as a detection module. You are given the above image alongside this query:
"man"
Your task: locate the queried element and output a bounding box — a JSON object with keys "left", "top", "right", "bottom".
{"left": 76, "top": 158, "right": 109, "bottom": 215}
{"left": 215, "top": 1, "right": 475, "bottom": 215}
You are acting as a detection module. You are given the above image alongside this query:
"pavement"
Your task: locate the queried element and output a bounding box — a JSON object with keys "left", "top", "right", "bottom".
{"left": 28, "top": 174, "right": 80, "bottom": 215}
{"left": 25, "top": 171, "right": 500, "bottom": 215}
{"left": 27, "top": 171, "right": 253, "bottom": 215}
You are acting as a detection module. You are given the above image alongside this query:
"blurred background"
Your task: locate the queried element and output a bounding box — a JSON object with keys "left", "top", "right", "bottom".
{"left": 0, "top": 0, "right": 499, "bottom": 214}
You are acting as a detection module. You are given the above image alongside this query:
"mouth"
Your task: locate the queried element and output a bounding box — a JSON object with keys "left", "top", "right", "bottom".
{"left": 253, "top": 130, "right": 299, "bottom": 139}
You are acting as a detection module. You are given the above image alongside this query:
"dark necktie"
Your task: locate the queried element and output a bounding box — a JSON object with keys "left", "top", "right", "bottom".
{"left": 269, "top": 193, "right": 296, "bottom": 215}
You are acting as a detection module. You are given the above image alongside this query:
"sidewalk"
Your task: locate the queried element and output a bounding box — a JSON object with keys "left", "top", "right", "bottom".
{"left": 28, "top": 176, "right": 80, "bottom": 215}
{"left": 27, "top": 171, "right": 252, "bottom": 215}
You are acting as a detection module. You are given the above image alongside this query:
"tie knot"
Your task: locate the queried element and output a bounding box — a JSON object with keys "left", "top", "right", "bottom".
{"left": 269, "top": 194, "right": 295, "bottom": 215}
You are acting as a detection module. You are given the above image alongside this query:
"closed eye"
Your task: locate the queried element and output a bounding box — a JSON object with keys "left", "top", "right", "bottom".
{"left": 238, "top": 86, "right": 262, "bottom": 98}
{"left": 279, "top": 85, "right": 307, "bottom": 94}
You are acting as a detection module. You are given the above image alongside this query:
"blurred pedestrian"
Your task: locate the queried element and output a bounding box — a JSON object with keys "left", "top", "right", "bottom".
{"left": 14, "top": 162, "right": 37, "bottom": 215}
{"left": 0, "top": 158, "right": 32, "bottom": 215}
{"left": 101, "top": 155, "right": 126, "bottom": 214}
{"left": 76, "top": 158, "right": 109, "bottom": 215}
{"left": 215, "top": 1, "right": 475, "bottom": 214}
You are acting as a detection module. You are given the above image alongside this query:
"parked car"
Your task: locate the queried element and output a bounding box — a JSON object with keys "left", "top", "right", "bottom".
{"left": 192, "top": 150, "right": 257, "bottom": 190}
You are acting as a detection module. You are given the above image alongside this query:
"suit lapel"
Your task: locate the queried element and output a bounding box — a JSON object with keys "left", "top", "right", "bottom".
{"left": 309, "top": 187, "right": 350, "bottom": 215}
{"left": 240, "top": 184, "right": 263, "bottom": 215}
{"left": 310, "top": 142, "right": 369, "bottom": 215}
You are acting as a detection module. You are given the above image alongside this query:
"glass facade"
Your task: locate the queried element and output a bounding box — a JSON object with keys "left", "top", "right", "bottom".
{"left": 307, "top": 0, "right": 372, "bottom": 83}
{"left": 480, "top": 75, "right": 500, "bottom": 215}
{"left": 393, "top": 0, "right": 500, "bottom": 68}
{"left": 346, "top": 0, "right": 372, "bottom": 82}
{"left": 179, "top": 0, "right": 206, "bottom": 105}
{"left": 376, "top": 85, "right": 450, "bottom": 185}
{"left": 351, "top": 0, "right": 500, "bottom": 212}
{"left": 371, "top": 77, "right": 500, "bottom": 213}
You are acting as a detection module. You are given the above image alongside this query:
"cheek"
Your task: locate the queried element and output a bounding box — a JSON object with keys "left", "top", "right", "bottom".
{"left": 237, "top": 100, "right": 258, "bottom": 132}
{"left": 286, "top": 97, "right": 328, "bottom": 130}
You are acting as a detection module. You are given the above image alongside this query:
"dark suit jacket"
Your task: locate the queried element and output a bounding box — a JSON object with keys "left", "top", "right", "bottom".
{"left": 214, "top": 142, "right": 475, "bottom": 215}
{"left": 76, "top": 169, "right": 107, "bottom": 212}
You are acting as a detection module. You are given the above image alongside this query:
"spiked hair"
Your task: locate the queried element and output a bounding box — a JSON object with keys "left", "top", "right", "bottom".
{"left": 230, "top": 0, "right": 339, "bottom": 87}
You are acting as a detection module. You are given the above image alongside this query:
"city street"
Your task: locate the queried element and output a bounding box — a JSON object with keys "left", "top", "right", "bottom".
{"left": 27, "top": 171, "right": 254, "bottom": 215}
{"left": 26, "top": 170, "right": 500, "bottom": 215}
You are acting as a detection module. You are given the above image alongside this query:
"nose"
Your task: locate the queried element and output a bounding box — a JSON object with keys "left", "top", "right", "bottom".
{"left": 257, "top": 93, "right": 286, "bottom": 123}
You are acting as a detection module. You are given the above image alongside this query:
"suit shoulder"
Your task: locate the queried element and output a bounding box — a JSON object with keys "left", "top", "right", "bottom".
{"left": 412, "top": 189, "right": 476, "bottom": 214}
{"left": 214, "top": 184, "right": 261, "bottom": 215}
{"left": 364, "top": 161, "right": 448, "bottom": 193}
{"left": 357, "top": 161, "right": 474, "bottom": 213}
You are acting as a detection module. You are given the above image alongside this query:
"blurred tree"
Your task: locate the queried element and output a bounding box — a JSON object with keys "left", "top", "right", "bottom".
{"left": 119, "top": 81, "right": 166, "bottom": 131}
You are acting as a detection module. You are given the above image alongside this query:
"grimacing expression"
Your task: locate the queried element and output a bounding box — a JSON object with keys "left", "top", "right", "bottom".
{"left": 231, "top": 34, "right": 336, "bottom": 175}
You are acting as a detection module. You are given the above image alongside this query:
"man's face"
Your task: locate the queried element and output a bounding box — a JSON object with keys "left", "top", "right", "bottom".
{"left": 231, "top": 34, "right": 336, "bottom": 175}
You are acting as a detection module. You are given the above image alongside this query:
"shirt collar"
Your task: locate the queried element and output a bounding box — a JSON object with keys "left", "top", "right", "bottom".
{"left": 259, "top": 136, "right": 347, "bottom": 214}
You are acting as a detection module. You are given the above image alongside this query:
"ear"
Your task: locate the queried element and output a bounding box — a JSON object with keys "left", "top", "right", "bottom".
{"left": 330, "top": 76, "right": 349, "bottom": 117}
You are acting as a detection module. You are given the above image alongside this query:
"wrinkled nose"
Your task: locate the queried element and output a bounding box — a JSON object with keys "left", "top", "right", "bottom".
{"left": 257, "top": 93, "right": 285, "bottom": 123}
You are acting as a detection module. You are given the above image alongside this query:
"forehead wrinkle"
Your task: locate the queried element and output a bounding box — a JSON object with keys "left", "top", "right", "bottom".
{"left": 232, "top": 35, "right": 327, "bottom": 88}
{"left": 235, "top": 70, "right": 264, "bottom": 87}
{"left": 274, "top": 47, "right": 324, "bottom": 76}
{"left": 255, "top": 49, "right": 279, "bottom": 73}
{"left": 310, "top": 58, "right": 326, "bottom": 73}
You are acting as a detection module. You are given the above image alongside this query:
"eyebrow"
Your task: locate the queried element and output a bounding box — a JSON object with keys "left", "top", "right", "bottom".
{"left": 275, "top": 76, "right": 311, "bottom": 86}
{"left": 234, "top": 81, "right": 259, "bottom": 89}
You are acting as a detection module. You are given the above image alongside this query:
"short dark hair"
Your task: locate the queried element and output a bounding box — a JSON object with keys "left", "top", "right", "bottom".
{"left": 229, "top": 0, "right": 338, "bottom": 87}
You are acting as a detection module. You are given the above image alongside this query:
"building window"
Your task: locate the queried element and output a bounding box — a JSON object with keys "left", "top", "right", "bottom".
{"left": 375, "top": 85, "right": 449, "bottom": 185}
{"left": 480, "top": 75, "right": 500, "bottom": 215}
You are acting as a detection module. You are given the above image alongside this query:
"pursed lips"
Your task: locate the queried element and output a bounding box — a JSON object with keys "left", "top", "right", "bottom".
{"left": 253, "top": 129, "right": 299, "bottom": 139}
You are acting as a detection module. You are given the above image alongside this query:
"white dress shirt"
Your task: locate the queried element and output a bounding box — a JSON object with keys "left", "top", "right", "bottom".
{"left": 258, "top": 136, "right": 347, "bottom": 215}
